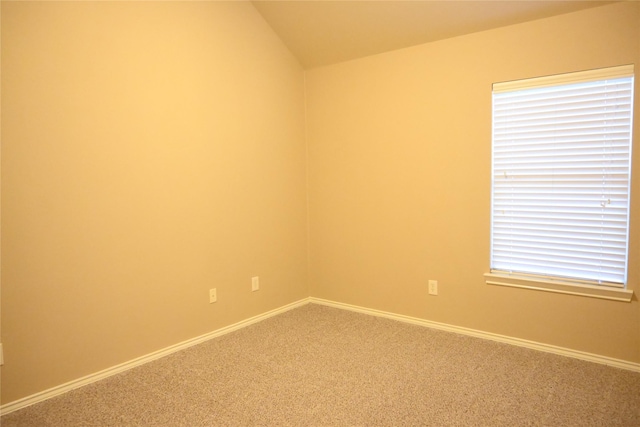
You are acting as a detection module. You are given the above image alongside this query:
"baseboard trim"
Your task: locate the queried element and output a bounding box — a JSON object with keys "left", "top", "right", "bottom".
{"left": 5, "top": 296, "right": 638, "bottom": 415}
{"left": 309, "top": 297, "right": 640, "bottom": 373}
{"left": 1, "top": 297, "right": 311, "bottom": 416}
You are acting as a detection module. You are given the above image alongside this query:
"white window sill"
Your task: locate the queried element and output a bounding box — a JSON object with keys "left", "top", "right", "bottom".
{"left": 484, "top": 272, "right": 633, "bottom": 302}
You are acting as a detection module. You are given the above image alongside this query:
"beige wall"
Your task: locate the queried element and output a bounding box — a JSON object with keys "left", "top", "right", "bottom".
{"left": 306, "top": 2, "right": 640, "bottom": 363}
{"left": 1, "top": 1, "right": 308, "bottom": 404}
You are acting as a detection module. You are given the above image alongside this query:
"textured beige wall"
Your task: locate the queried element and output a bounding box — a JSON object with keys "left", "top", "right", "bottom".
{"left": 306, "top": 2, "right": 640, "bottom": 363}
{"left": 1, "top": 2, "right": 307, "bottom": 404}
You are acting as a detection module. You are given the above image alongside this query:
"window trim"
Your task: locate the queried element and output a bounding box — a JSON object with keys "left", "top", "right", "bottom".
{"left": 484, "top": 272, "right": 633, "bottom": 302}
{"left": 492, "top": 64, "right": 634, "bottom": 93}
{"left": 487, "top": 65, "right": 635, "bottom": 301}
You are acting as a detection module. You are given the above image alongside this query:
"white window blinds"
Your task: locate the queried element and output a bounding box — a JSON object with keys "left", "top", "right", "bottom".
{"left": 491, "top": 65, "right": 634, "bottom": 286}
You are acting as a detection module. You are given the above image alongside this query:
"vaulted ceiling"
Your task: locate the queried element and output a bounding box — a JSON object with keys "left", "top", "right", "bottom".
{"left": 252, "top": 1, "right": 615, "bottom": 69}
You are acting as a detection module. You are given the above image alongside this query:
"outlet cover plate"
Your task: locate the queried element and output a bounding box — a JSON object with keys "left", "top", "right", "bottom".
{"left": 428, "top": 280, "right": 438, "bottom": 296}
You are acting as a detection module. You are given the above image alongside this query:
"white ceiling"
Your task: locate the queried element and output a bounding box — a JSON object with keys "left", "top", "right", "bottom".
{"left": 252, "top": 1, "right": 615, "bottom": 69}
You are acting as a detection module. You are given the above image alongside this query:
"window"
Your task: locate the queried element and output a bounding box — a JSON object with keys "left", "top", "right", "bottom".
{"left": 486, "top": 65, "right": 634, "bottom": 302}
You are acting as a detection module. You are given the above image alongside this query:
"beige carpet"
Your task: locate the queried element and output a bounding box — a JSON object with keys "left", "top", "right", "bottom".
{"left": 2, "top": 303, "right": 639, "bottom": 426}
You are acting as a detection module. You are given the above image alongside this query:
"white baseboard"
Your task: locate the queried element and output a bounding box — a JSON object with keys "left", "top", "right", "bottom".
{"left": 4, "top": 295, "right": 638, "bottom": 416}
{"left": 0, "top": 297, "right": 311, "bottom": 416}
{"left": 309, "top": 297, "right": 640, "bottom": 373}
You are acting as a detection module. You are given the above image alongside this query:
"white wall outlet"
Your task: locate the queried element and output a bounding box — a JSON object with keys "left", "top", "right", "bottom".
{"left": 428, "top": 280, "right": 438, "bottom": 296}
{"left": 209, "top": 288, "right": 217, "bottom": 303}
{"left": 251, "top": 276, "right": 260, "bottom": 292}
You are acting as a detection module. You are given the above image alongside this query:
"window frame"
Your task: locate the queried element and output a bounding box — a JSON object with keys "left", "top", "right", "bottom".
{"left": 486, "top": 65, "right": 635, "bottom": 302}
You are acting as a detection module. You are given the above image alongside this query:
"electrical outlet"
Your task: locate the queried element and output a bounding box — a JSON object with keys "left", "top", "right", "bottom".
{"left": 428, "top": 280, "right": 438, "bottom": 296}
{"left": 251, "top": 276, "right": 260, "bottom": 292}
{"left": 0, "top": 343, "right": 4, "bottom": 365}
{"left": 209, "top": 288, "right": 217, "bottom": 303}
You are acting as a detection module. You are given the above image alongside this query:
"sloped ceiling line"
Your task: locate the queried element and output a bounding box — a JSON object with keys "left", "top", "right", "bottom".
{"left": 252, "top": 1, "right": 615, "bottom": 69}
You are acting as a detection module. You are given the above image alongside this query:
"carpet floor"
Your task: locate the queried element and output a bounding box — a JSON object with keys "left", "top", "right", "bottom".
{"left": 2, "top": 303, "right": 639, "bottom": 426}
